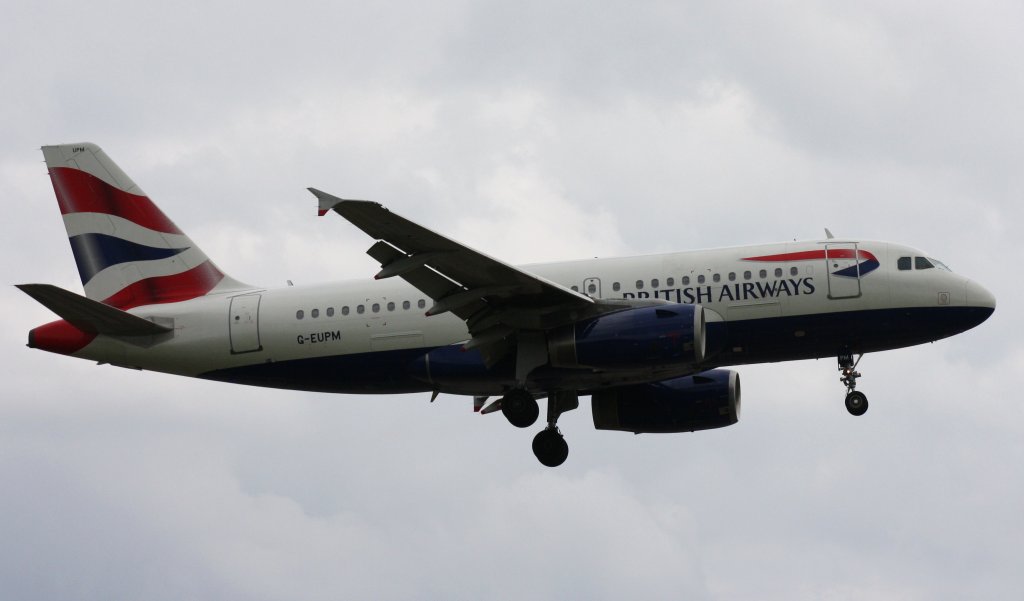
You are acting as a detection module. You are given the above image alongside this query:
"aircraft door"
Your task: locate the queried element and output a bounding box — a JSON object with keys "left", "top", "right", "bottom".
{"left": 229, "top": 294, "right": 262, "bottom": 353}
{"left": 825, "top": 243, "right": 862, "bottom": 299}
{"left": 583, "top": 277, "right": 601, "bottom": 298}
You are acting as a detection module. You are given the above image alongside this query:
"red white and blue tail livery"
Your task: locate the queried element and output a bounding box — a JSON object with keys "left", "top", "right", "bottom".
{"left": 20, "top": 142, "right": 996, "bottom": 466}
{"left": 43, "top": 143, "right": 246, "bottom": 308}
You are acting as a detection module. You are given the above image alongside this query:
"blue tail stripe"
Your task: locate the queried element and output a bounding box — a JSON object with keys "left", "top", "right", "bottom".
{"left": 68, "top": 233, "right": 190, "bottom": 284}
{"left": 832, "top": 260, "right": 880, "bottom": 278}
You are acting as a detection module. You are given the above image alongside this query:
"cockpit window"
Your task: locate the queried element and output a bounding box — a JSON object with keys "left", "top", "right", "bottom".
{"left": 915, "top": 257, "right": 934, "bottom": 270}
{"left": 930, "top": 258, "right": 952, "bottom": 271}
{"left": 897, "top": 257, "right": 911, "bottom": 271}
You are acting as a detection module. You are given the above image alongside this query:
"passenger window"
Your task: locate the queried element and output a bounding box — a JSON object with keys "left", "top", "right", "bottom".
{"left": 402, "top": 300, "right": 411, "bottom": 310}
{"left": 759, "top": 269, "right": 767, "bottom": 279}
{"left": 728, "top": 272, "right": 736, "bottom": 282}
{"left": 712, "top": 273, "right": 720, "bottom": 283}
{"left": 342, "top": 306, "right": 350, "bottom": 316}
{"left": 587, "top": 283, "right": 597, "bottom": 294}
{"left": 667, "top": 277, "right": 674, "bottom": 287}
{"left": 357, "top": 305, "right": 365, "bottom": 314}
{"left": 418, "top": 299, "right": 426, "bottom": 309}
{"left": 651, "top": 278, "right": 659, "bottom": 288}
{"left": 743, "top": 271, "right": 751, "bottom": 280}
{"left": 326, "top": 307, "right": 335, "bottom": 317}
{"left": 774, "top": 268, "right": 783, "bottom": 277}
{"left": 311, "top": 308, "right": 319, "bottom": 318}
{"left": 698, "top": 275, "right": 706, "bottom": 284}
{"left": 636, "top": 280, "right": 644, "bottom": 290}
{"left": 790, "top": 267, "right": 798, "bottom": 276}
{"left": 612, "top": 282, "right": 621, "bottom": 292}
{"left": 915, "top": 256, "right": 934, "bottom": 270}
{"left": 571, "top": 285, "right": 579, "bottom": 291}
{"left": 387, "top": 302, "right": 395, "bottom": 312}
{"left": 372, "top": 303, "right": 380, "bottom": 313}
{"left": 296, "top": 310, "right": 304, "bottom": 320}
{"left": 897, "top": 257, "right": 911, "bottom": 270}
{"left": 682, "top": 276, "right": 690, "bottom": 285}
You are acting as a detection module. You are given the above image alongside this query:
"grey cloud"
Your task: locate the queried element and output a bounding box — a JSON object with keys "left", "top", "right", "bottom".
{"left": 1, "top": 0, "right": 1021, "bottom": 599}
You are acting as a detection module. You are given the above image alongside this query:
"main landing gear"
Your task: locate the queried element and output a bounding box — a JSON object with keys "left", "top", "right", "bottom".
{"left": 497, "top": 389, "right": 577, "bottom": 467}
{"left": 532, "top": 391, "right": 577, "bottom": 467}
{"left": 500, "top": 389, "right": 540, "bottom": 428}
{"left": 838, "top": 352, "right": 868, "bottom": 416}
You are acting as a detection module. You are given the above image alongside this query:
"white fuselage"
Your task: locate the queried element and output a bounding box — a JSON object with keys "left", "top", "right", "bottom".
{"left": 69, "top": 238, "right": 993, "bottom": 397}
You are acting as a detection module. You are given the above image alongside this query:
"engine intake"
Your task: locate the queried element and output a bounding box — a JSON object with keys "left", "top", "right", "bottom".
{"left": 592, "top": 369, "right": 740, "bottom": 433}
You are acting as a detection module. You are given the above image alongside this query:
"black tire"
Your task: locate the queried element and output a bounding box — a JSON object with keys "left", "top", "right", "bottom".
{"left": 532, "top": 428, "right": 569, "bottom": 467}
{"left": 501, "top": 390, "right": 539, "bottom": 428}
{"left": 845, "top": 391, "right": 869, "bottom": 416}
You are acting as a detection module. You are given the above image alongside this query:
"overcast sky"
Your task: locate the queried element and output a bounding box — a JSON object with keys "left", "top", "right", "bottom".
{"left": 2, "top": 1, "right": 1022, "bottom": 599}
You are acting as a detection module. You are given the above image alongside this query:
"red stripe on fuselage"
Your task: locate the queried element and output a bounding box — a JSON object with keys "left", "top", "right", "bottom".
{"left": 102, "top": 260, "right": 224, "bottom": 310}
{"left": 49, "top": 166, "right": 183, "bottom": 234}
{"left": 743, "top": 249, "right": 878, "bottom": 262}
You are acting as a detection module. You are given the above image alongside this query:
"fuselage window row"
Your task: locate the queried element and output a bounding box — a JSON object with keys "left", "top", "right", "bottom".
{"left": 295, "top": 299, "right": 428, "bottom": 320}
{"left": 604, "top": 264, "right": 805, "bottom": 297}
{"left": 479, "top": 264, "right": 811, "bottom": 305}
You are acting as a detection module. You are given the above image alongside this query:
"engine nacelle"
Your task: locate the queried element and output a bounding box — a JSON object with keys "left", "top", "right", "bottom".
{"left": 548, "top": 305, "right": 706, "bottom": 370}
{"left": 591, "top": 369, "right": 740, "bottom": 433}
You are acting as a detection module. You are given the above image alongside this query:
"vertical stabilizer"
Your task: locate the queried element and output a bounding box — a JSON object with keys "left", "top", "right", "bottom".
{"left": 42, "top": 143, "right": 248, "bottom": 308}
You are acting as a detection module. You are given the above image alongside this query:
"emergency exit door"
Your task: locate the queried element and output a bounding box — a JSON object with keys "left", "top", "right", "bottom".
{"left": 825, "top": 243, "right": 862, "bottom": 299}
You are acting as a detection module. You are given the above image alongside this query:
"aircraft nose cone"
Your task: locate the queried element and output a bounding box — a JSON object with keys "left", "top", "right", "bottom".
{"left": 966, "top": 280, "right": 996, "bottom": 311}
{"left": 961, "top": 279, "right": 995, "bottom": 332}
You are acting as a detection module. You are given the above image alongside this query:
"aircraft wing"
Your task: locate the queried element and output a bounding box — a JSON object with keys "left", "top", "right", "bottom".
{"left": 309, "top": 189, "right": 601, "bottom": 358}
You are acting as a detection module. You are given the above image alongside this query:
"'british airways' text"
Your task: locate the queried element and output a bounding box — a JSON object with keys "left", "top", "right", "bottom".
{"left": 622, "top": 277, "right": 816, "bottom": 304}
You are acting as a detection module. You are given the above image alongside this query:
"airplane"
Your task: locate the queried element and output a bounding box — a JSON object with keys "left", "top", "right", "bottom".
{"left": 19, "top": 142, "right": 996, "bottom": 466}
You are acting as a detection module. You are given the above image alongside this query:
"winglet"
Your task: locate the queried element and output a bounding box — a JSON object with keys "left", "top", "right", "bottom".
{"left": 309, "top": 187, "right": 343, "bottom": 217}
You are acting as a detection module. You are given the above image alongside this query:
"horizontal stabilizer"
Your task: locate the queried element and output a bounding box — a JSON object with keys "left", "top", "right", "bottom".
{"left": 17, "top": 283, "right": 172, "bottom": 336}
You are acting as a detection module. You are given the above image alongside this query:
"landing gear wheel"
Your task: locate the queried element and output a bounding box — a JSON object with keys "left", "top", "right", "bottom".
{"left": 532, "top": 428, "right": 569, "bottom": 467}
{"left": 501, "top": 390, "right": 539, "bottom": 428}
{"left": 838, "top": 352, "right": 869, "bottom": 416}
{"left": 845, "top": 391, "right": 869, "bottom": 416}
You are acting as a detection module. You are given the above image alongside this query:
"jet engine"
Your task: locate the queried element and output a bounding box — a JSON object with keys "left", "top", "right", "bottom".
{"left": 591, "top": 369, "right": 740, "bottom": 433}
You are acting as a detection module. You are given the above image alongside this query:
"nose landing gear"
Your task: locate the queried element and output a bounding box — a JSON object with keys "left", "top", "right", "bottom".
{"left": 839, "top": 352, "right": 868, "bottom": 416}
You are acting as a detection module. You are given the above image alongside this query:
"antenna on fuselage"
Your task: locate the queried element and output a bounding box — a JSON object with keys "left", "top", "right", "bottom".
{"left": 824, "top": 228, "right": 835, "bottom": 239}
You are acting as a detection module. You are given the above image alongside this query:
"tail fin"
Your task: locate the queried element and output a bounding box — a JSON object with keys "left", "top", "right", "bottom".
{"left": 42, "top": 142, "right": 247, "bottom": 309}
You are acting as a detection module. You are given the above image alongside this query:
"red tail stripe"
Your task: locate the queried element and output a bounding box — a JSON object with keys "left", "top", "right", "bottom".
{"left": 49, "top": 166, "right": 183, "bottom": 235}
{"left": 102, "top": 261, "right": 224, "bottom": 310}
